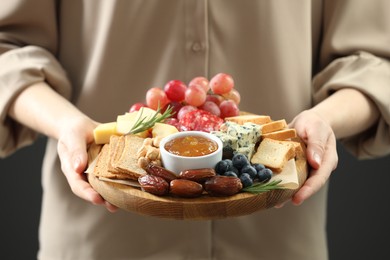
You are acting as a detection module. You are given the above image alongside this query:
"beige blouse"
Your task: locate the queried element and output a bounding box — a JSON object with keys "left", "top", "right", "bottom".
{"left": 1, "top": 1, "right": 389, "bottom": 259}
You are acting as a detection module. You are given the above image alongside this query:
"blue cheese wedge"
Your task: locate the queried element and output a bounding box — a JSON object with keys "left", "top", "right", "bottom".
{"left": 212, "top": 121, "right": 262, "bottom": 160}
{"left": 225, "top": 122, "right": 260, "bottom": 147}
{"left": 236, "top": 143, "right": 256, "bottom": 159}
{"left": 243, "top": 122, "right": 262, "bottom": 139}
{"left": 210, "top": 131, "right": 238, "bottom": 150}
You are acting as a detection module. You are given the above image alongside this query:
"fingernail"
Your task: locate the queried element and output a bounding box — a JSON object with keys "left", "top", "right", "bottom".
{"left": 73, "top": 157, "right": 81, "bottom": 170}
{"left": 274, "top": 201, "right": 287, "bottom": 209}
{"left": 313, "top": 152, "right": 322, "bottom": 166}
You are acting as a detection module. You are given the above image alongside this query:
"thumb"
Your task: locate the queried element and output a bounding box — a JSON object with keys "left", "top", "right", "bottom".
{"left": 57, "top": 132, "right": 89, "bottom": 175}
{"left": 72, "top": 147, "right": 88, "bottom": 174}
{"left": 306, "top": 139, "right": 325, "bottom": 170}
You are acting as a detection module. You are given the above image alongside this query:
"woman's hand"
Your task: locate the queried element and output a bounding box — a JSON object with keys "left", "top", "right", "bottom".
{"left": 8, "top": 82, "right": 119, "bottom": 212}
{"left": 275, "top": 88, "right": 380, "bottom": 207}
{"left": 286, "top": 109, "right": 338, "bottom": 206}
{"left": 57, "top": 116, "right": 118, "bottom": 212}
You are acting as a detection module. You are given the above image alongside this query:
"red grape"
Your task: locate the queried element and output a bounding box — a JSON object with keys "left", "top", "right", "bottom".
{"left": 163, "top": 80, "right": 187, "bottom": 102}
{"left": 188, "top": 76, "right": 209, "bottom": 93}
{"left": 205, "top": 94, "right": 224, "bottom": 106}
{"left": 177, "top": 105, "right": 197, "bottom": 120}
{"left": 199, "top": 101, "right": 221, "bottom": 117}
{"left": 219, "top": 99, "right": 240, "bottom": 119}
{"left": 146, "top": 87, "right": 170, "bottom": 110}
{"left": 162, "top": 101, "right": 183, "bottom": 118}
{"left": 222, "top": 89, "right": 241, "bottom": 105}
{"left": 209, "top": 73, "right": 234, "bottom": 94}
{"left": 129, "top": 102, "right": 147, "bottom": 113}
{"left": 184, "top": 85, "right": 207, "bottom": 107}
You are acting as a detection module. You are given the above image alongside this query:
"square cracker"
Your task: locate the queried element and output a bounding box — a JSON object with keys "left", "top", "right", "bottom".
{"left": 112, "top": 134, "right": 147, "bottom": 180}
{"left": 251, "top": 138, "right": 296, "bottom": 173}
{"left": 94, "top": 143, "right": 133, "bottom": 180}
{"left": 107, "top": 135, "right": 123, "bottom": 174}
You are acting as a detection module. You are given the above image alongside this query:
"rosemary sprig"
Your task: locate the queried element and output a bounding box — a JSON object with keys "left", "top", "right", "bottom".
{"left": 242, "top": 179, "right": 285, "bottom": 194}
{"left": 126, "top": 105, "right": 173, "bottom": 135}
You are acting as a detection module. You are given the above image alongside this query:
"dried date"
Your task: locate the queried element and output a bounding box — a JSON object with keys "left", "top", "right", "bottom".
{"left": 138, "top": 175, "right": 169, "bottom": 196}
{"left": 179, "top": 168, "right": 216, "bottom": 183}
{"left": 170, "top": 179, "right": 204, "bottom": 198}
{"left": 145, "top": 163, "right": 177, "bottom": 182}
{"left": 204, "top": 176, "right": 243, "bottom": 196}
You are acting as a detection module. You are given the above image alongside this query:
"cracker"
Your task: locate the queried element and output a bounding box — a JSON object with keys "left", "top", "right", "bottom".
{"left": 113, "top": 135, "right": 147, "bottom": 180}
{"left": 93, "top": 144, "right": 131, "bottom": 179}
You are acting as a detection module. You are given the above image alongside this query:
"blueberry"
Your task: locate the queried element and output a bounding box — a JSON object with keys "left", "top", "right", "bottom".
{"left": 224, "top": 171, "right": 238, "bottom": 178}
{"left": 257, "top": 168, "right": 273, "bottom": 182}
{"left": 214, "top": 159, "right": 233, "bottom": 175}
{"left": 232, "top": 153, "right": 249, "bottom": 170}
{"left": 253, "top": 163, "right": 266, "bottom": 173}
{"left": 215, "top": 159, "right": 238, "bottom": 175}
{"left": 239, "top": 173, "right": 253, "bottom": 188}
{"left": 224, "top": 159, "right": 234, "bottom": 169}
{"left": 228, "top": 165, "right": 240, "bottom": 175}
{"left": 240, "top": 165, "right": 257, "bottom": 179}
{"left": 215, "top": 160, "right": 229, "bottom": 175}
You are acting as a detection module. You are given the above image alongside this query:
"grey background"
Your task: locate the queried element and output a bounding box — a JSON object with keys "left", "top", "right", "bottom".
{"left": 0, "top": 137, "right": 389, "bottom": 260}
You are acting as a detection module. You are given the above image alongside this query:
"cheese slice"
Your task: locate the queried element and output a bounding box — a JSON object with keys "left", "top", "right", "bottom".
{"left": 152, "top": 122, "right": 178, "bottom": 137}
{"left": 116, "top": 107, "right": 160, "bottom": 134}
{"left": 93, "top": 122, "right": 119, "bottom": 144}
{"left": 116, "top": 112, "right": 139, "bottom": 134}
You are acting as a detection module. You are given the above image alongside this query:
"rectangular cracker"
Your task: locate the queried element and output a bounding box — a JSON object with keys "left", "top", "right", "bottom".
{"left": 112, "top": 134, "right": 147, "bottom": 180}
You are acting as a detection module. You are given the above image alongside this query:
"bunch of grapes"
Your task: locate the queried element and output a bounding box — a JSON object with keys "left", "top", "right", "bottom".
{"left": 129, "top": 73, "right": 241, "bottom": 121}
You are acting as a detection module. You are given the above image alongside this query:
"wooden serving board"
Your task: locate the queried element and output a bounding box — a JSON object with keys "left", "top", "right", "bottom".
{"left": 87, "top": 157, "right": 307, "bottom": 220}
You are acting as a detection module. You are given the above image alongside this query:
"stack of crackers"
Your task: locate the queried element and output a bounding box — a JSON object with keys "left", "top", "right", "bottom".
{"left": 93, "top": 135, "right": 147, "bottom": 181}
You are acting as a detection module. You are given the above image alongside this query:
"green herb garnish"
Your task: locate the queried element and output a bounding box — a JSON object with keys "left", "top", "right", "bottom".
{"left": 126, "top": 105, "right": 173, "bottom": 135}
{"left": 242, "top": 179, "right": 285, "bottom": 194}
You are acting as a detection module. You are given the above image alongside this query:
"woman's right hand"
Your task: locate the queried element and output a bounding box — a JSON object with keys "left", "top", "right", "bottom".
{"left": 56, "top": 115, "right": 118, "bottom": 212}
{"left": 8, "top": 82, "right": 118, "bottom": 212}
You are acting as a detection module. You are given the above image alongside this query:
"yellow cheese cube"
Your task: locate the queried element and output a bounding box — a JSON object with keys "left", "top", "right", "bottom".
{"left": 93, "top": 122, "right": 119, "bottom": 144}
{"left": 135, "top": 130, "right": 151, "bottom": 138}
{"left": 152, "top": 122, "right": 178, "bottom": 142}
{"left": 116, "top": 107, "right": 160, "bottom": 134}
{"left": 116, "top": 113, "right": 138, "bottom": 134}
{"left": 151, "top": 122, "right": 178, "bottom": 147}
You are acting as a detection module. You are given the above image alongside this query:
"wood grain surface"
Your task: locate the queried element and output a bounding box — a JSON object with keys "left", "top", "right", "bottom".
{"left": 88, "top": 157, "right": 307, "bottom": 220}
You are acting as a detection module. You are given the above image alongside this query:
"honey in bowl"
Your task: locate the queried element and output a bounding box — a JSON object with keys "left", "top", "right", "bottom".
{"left": 164, "top": 135, "right": 218, "bottom": 157}
{"left": 159, "top": 131, "right": 223, "bottom": 175}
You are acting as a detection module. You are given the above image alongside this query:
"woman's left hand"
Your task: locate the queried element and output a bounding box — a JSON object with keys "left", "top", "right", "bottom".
{"left": 286, "top": 109, "right": 338, "bottom": 206}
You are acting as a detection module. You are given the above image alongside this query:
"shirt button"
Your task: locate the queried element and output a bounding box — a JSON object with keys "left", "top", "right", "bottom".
{"left": 191, "top": 42, "right": 203, "bottom": 52}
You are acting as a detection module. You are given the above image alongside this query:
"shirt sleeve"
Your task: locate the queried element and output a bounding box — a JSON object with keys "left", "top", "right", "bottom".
{"left": 312, "top": 0, "right": 390, "bottom": 159}
{"left": 0, "top": 0, "right": 72, "bottom": 158}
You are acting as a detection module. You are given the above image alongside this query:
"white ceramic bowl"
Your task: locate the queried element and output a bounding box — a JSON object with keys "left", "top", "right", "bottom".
{"left": 159, "top": 131, "right": 223, "bottom": 175}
